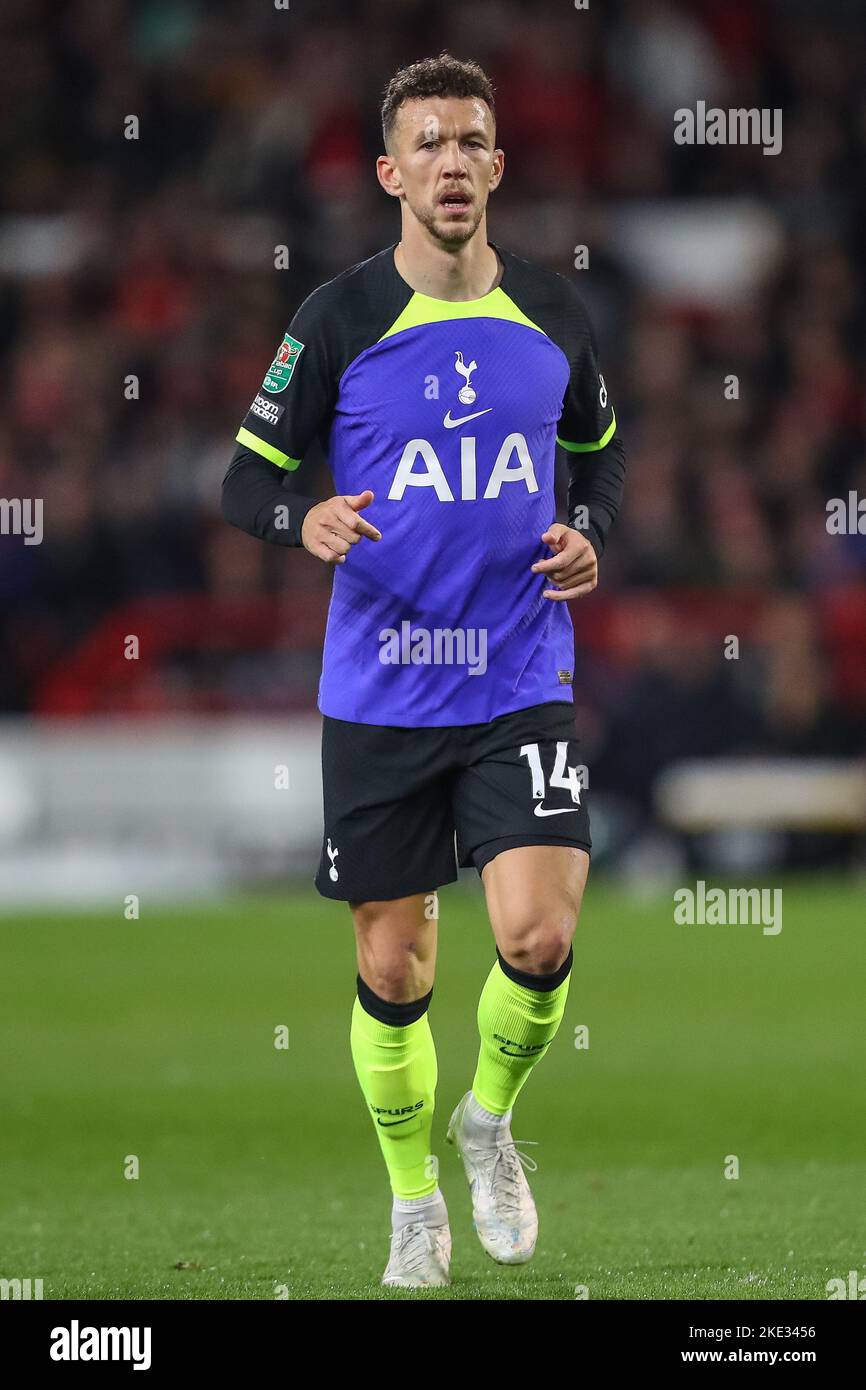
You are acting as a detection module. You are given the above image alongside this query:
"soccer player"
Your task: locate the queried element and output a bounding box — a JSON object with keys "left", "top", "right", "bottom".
{"left": 222, "top": 52, "right": 626, "bottom": 1288}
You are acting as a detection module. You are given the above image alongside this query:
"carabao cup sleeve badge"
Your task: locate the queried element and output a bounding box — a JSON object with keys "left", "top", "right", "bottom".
{"left": 262, "top": 333, "right": 304, "bottom": 393}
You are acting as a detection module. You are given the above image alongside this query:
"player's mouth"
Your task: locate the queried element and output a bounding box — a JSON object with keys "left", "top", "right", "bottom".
{"left": 438, "top": 191, "right": 472, "bottom": 214}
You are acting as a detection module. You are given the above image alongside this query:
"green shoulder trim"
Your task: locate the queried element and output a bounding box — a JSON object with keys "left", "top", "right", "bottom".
{"left": 236, "top": 427, "right": 300, "bottom": 471}
{"left": 378, "top": 287, "right": 544, "bottom": 341}
{"left": 557, "top": 410, "right": 617, "bottom": 453}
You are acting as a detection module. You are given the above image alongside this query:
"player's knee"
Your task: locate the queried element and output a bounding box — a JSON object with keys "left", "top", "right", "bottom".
{"left": 358, "top": 939, "right": 434, "bottom": 1003}
{"left": 500, "top": 906, "right": 575, "bottom": 976}
{"left": 360, "top": 961, "right": 432, "bottom": 1005}
{"left": 352, "top": 903, "right": 435, "bottom": 1001}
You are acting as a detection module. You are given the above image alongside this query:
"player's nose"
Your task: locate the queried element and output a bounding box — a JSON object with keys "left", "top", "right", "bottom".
{"left": 441, "top": 142, "right": 470, "bottom": 175}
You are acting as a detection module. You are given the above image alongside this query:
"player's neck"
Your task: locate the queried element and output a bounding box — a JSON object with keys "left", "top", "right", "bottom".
{"left": 394, "top": 223, "right": 502, "bottom": 302}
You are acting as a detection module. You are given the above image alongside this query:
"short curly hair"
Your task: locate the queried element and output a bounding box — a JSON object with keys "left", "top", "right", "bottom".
{"left": 381, "top": 51, "right": 496, "bottom": 151}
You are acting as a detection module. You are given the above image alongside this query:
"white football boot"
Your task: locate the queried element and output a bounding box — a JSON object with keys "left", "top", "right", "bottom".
{"left": 446, "top": 1091, "right": 539, "bottom": 1264}
{"left": 381, "top": 1219, "right": 452, "bottom": 1288}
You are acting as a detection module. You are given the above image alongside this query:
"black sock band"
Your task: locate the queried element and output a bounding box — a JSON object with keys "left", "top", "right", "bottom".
{"left": 356, "top": 974, "right": 433, "bottom": 1026}
{"left": 495, "top": 944, "right": 573, "bottom": 992}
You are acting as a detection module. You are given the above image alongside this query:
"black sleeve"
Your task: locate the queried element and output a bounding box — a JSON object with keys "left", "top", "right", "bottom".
{"left": 234, "top": 283, "right": 338, "bottom": 470}
{"left": 563, "top": 433, "right": 626, "bottom": 560}
{"left": 223, "top": 281, "right": 339, "bottom": 546}
{"left": 555, "top": 283, "right": 625, "bottom": 559}
{"left": 221, "top": 444, "right": 319, "bottom": 547}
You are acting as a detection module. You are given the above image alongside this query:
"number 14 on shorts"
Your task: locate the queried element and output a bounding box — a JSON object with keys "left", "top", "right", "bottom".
{"left": 519, "top": 741, "right": 584, "bottom": 815}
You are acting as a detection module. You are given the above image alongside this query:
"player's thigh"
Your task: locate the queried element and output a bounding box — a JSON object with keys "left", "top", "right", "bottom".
{"left": 315, "top": 715, "right": 457, "bottom": 904}
{"left": 350, "top": 892, "right": 439, "bottom": 1001}
{"left": 481, "top": 844, "right": 589, "bottom": 972}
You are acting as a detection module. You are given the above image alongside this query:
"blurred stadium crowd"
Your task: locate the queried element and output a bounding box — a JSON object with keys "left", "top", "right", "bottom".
{"left": 1, "top": 0, "right": 864, "bottom": 790}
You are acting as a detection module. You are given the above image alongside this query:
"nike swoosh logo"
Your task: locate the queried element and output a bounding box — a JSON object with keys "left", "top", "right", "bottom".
{"left": 377, "top": 1115, "right": 417, "bottom": 1128}
{"left": 499, "top": 1044, "right": 549, "bottom": 1056}
{"left": 443, "top": 408, "right": 493, "bottom": 428}
{"left": 533, "top": 803, "right": 580, "bottom": 817}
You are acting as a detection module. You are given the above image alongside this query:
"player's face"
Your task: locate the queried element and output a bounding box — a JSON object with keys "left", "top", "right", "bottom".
{"left": 383, "top": 97, "right": 503, "bottom": 246}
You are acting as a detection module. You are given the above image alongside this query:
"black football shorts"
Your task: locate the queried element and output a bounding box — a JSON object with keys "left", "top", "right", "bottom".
{"left": 315, "top": 700, "right": 591, "bottom": 902}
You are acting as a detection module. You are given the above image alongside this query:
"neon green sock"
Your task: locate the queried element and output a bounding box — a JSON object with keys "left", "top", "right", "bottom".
{"left": 350, "top": 995, "right": 438, "bottom": 1198}
{"left": 472, "top": 953, "right": 572, "bottom": 1115}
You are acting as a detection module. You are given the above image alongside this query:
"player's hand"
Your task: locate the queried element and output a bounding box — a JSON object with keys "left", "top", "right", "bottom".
{"left": 531, "top": 524, "right": 598, "bottom": 600}
{"left": 301, "top": 490, "right": 381, "bottom": 564}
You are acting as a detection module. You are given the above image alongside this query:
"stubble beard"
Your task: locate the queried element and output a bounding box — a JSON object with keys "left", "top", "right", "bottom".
{"left": 411, "top": 195, "right": 486, "bottom": 248}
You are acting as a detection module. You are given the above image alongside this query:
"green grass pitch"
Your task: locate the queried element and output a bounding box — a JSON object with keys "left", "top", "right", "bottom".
{"left": 1, "top": 876, "right": 864, "bottom": 1300}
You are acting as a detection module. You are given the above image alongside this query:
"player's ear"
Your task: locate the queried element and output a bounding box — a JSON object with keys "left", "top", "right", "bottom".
{"left": 376, "top": 152, "right": 403, "bottom": 198}
{"left": 488, "top": 147, "right": 505, "bottom": 194}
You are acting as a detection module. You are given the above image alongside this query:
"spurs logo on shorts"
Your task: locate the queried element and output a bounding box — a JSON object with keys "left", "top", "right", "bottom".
{"left": 327, "top": 838, "right": 339, "bottom": 882}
